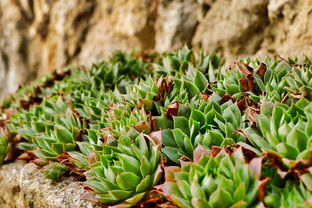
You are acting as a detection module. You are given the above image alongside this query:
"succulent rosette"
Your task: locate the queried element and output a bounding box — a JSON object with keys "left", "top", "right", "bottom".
{"left": 151, "top": 100, "right": 245, "bottom": 163}
{"left": 244, "top": 97, "right": 312, "bottom": 163}
{"left": 85, "top": 133, "right": 162, "bottom": 207}
{"left": 158, "top": 146, "right": 268, "bottom": 208}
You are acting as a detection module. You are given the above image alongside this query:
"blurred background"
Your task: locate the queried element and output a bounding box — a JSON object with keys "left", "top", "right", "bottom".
{"left": 0, "top": 0, "right": 311, "bottom": 98}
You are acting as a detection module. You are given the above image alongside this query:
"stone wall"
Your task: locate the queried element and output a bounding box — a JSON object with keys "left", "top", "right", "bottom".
{"left": 0, "top": 0, "right": 312, "bottom": 97}
{"left": 0, "top": 161, "right": 98, "bottom": 208}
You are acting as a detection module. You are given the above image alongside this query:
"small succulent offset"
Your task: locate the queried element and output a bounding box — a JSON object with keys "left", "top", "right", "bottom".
{"left": 244, "top": 98, "right": 312, "bottom": 163}
{"left": 85, "top": 132, "right": 162, "bottom": 207}
{"left": 43, "top": 162, "right": 70, "bottom": 181}
{"left": 158, "top": 146, "right": 267, "bottom": 208}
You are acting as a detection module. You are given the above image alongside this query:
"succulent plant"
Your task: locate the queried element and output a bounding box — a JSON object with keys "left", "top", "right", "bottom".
{"left": 151, "top": 100, "right": 245, "bottom": 163}
{"left": 158, "top": 146, "right": 267, "bottom": 208}
{"left": 209, "top": 58, "right": 305, "bottom": 104}
{"left": 284, "top": 63, "right": 312, "bottom": 100}
{"left": 1, "top": 47, "right": 312, "bottom": 207}
{"left": 264, "top": 181, "right": 312, "bottom": 208}
{"left": 244, "top": 97, "right": 312, "bottom": 163}
{"left": 43, "top": 162, "right": 70, "bottom": 181}
{"left": 0, "top": 129, "right": 9, "bottom": 165}
{"left": 153, "top": 46, "right": 221, "bottom": 78}
{"left": 85, "top": 132, "right": 162, "bottom": 207}
{"left": 7, "top": 96, "right": 83, "bottom": 160}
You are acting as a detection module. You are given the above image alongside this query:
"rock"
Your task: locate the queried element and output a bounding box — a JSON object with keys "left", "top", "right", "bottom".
{"left": 1, "top": 0, "right": 312, "bottom": 98}
{"left": 77, "top": 0, "right": 157, "bottom": 67}
{"left": 257, "top": 0, "right": 312, "bottom": 58}
{"left": 0, "top": 161, "right": 97, "bottom": 208}
{"left": 192, "top": 0, "right": 270, "bottom": 61}
{"left": 154, "top": 0, "right": 198, "bottom": 53}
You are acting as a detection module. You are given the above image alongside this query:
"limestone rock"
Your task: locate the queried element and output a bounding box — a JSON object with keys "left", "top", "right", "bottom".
{"left": 155, "top": 0, "right": 198, "bottom": 53}
{"left": 77, "top": 0, "right": 157, "bottom": 67}
{"left": 192, "top": 0, "right": 270, "bottom": 60}
{"left": 257, "top": 0, "right": 312, "bottom": 58}
{"left": 1, "top": 0, "right": 312, "bottom": 98}
{"left": 0, "top": 161, "right": 97, "bottom": 208}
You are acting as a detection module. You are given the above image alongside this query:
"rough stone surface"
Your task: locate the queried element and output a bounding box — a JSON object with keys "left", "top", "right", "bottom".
{"left": 0, "top": 161, "right": 97, "bottom": 208}
{"left": 192, "top": 0, "right": 270, "bottom": 61}
{"left": 155, "top": 0, "right": 198, "bottom": 53}
{"left": 1, "top": 0, "right": 312, "bottom": 97}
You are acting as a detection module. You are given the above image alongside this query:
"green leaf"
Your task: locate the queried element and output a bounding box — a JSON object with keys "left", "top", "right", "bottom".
{"left": 233, "top": 183, "right": 246, "bottom": 203}
{"left": 192, "top": 198, "right": 211, "bottom": 208}
{"left": 108, "top": 190, "right": 132, "bottom": 201}
{"left": 162, "top": 146, "right": 180, "bottom": 164}
{"left": 140, "top": 156, "right": 151, "bottom": 177}
{"left": 194, "top": 70, "right": 208, "bottom": 91}
{"left": 116, "top": 172, "right": 141, "bottom": 191}
{"left": 190, "top": 108, "right": 206, "bottom": 127}
{"left": 55, "top": 126, "right": 73, "bottom": 143}
{"left": 118, "top": 153, "right": 141, "bottom": 176}
{"left": 276, "top": 143, "right": 299, "bottom": 160}
{"left": 135, "top": 175, "right": 151, "bottom": 193}
{"left": 209, "top": 187, "right": 233, "bottom": 208}
{"left": 203, "top": 131, "right": 224, "bottom": 148}
{"left": 173, "top": 116, "right": 190, "bottom": 135}
{"left": 286, "top": 128, "right": 308, "bottom": 152}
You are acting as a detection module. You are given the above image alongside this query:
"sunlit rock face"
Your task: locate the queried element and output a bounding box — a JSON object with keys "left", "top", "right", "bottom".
{"left": 0, "top": 0, "right": 312, "bottom": 97}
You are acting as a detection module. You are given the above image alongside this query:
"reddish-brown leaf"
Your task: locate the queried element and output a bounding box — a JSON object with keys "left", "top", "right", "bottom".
{"left": 211, "top": 146, "right": 222, "bottom": 157}
{"left": 237, "top": 97, "right": 248, "bottom": 111}
{"left": 240, "top": 77, "right": 254, "bottom": 91}
{"left": 149, "top": 113, "right": 157, "bottom": 132}
{"left": 258, "top": 177, "right": 271, "bottom": 202}
{"left": 81, "top": 192, "right": 97, "bottom": 203}
{"left": 236, "top": 62, "right": 253, "bottom": 77}
{"left": 16, "top": 151, "right": 37, "bottom": 161}
{"left": 76, "top": 129, "right": 83, "bottom": 142}
{"left": 256, "top": 63, "right": 267, "bottom": 77}
{"left": 135, "top": 190, "right": 178, "bottom": 208}
{"left": 281, "top": 95, "right": 289, "bottom": 103}
{"left": 220, "top": 93, "right": 236, "bottom": 104}
{"left": 166, "top": 101, "right": 180, "bottom": 119}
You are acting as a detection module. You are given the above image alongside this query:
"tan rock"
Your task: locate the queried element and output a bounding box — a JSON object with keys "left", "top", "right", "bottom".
{"left": 155, "top": 0, "right": 198, "bottom": 53}
{"left": 192, "top": 0, "right": 269, "bottom": 60}
{"left": 258, "top": 0, "right": 312, "bottom": 58}
{"left": 0, "top": 161, "right": 97, "bottom": 208}
{"left": 1, "top": 0, "right": 312, "bottom": 98}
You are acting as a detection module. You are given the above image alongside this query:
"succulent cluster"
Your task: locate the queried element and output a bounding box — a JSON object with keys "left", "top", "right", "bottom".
{"left": 159, "top": 146, "right": 266, "bottom": 208}
{"left": 0, "top": 47, "right": 311, "bottom": 207}
{"left": 245, "top": 98, "right": 312, "bottom": 163}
